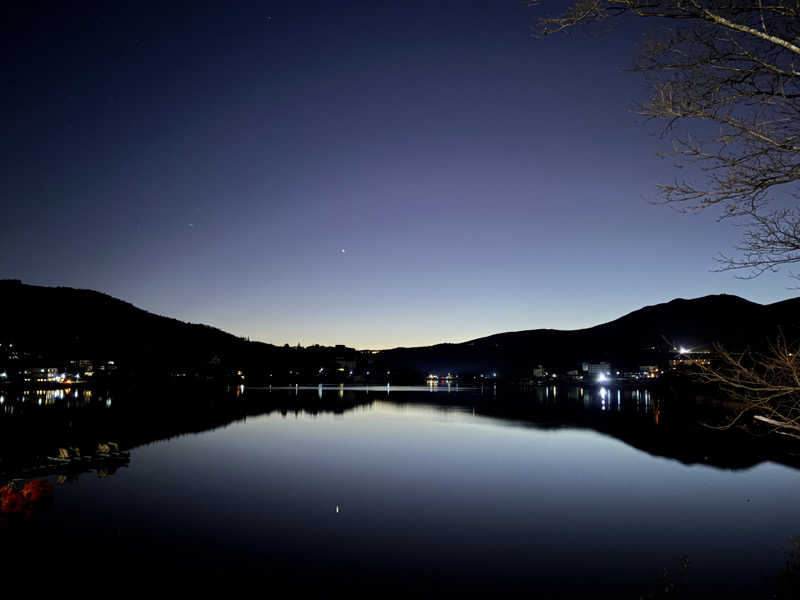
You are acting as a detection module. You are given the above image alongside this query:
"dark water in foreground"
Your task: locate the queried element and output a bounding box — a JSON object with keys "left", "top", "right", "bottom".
{"left": 1, "top": 384, "right": 799, "bottom": 597}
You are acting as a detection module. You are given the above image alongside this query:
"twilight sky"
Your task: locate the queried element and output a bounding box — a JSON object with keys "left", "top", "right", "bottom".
{"left": 2, "top": 1, "right": 795, "bottom": 349}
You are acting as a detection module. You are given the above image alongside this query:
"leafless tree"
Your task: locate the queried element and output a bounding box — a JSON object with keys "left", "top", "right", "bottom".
{"left": 531, "top": 0, "right": 800, "bottom": 280}
{"left": 698, "top": 336, "right": 800, "bottom": 438}
{"left": 531, "top": 1, "right": 800, "bottom": 436}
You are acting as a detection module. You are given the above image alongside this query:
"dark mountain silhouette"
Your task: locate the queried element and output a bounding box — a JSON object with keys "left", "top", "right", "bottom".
{"left": 379, "top": 294, "right": 800, "bottom": 376}
{"left": 0, "top": 279, "right": 280, "bottom": 369}
{"left": 1, "top": 280, "right": 798, "bottom": 379}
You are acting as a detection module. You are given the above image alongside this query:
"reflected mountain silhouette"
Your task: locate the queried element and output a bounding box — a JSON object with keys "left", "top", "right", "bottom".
{"left": 1, "top": 385, "right": 797, "bottom": 480}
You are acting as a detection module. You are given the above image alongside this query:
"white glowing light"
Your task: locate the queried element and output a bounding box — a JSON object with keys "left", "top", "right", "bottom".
{"left": 596, "top": 373, "right": 607, "bottom": 383}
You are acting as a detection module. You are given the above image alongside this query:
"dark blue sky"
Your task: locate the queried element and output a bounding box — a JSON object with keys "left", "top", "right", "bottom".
{"left": 2, "top": 1, "right": 793, "bottom": 348}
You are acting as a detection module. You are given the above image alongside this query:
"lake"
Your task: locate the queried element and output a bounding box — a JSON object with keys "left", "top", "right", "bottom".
{"left": 1, "top": 384, "right": 799, "bottom": 597}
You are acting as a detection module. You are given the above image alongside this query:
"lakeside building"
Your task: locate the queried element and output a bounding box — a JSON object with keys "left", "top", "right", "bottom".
{"left": 66, "top": 359, "right": 118, "bottom": 381}
{"left": 22, "top": 367, "right": 64, "bottom": 384}
{"left": 427, "top": 373, "right": 458, "bottom": 385}
{"left": 582, "top": 362, "right": 611, "bottom": 377}
{"left": 669, "top": 350, "right": 711, "bottom": 369}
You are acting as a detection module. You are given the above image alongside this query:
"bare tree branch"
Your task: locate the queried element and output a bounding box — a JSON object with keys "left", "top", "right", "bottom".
{"left": 531, "top": 0, "right": 800, "bottom": 278}
{"left": 697, "top": 335, "right": 800, "bottom": 437}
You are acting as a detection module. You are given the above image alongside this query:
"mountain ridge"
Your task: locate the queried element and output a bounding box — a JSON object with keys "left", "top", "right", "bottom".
{"left": 1, "top": 280, "right": 798, "bottom": 379}
{"left": 387, "top": 294, "right": 766, "bottom": 351}
{"left": 378, "top": 292, "right": 800, "bottom": 376}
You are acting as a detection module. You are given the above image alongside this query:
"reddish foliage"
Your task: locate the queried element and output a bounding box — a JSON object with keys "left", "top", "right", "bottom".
{"left": 0, "top": 479, "right": 55, "bottom": 516}
{"left": 1, "top": 492, "right": 26, "bottom": 513}
{"left": 21, "top": 487, "right": 41, "bottom": 504}
{"left": 21, "top": 480, "right": 53, "bottom": 504}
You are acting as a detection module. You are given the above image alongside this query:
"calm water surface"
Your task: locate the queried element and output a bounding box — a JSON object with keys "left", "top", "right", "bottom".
{"left": 1, "top": 385, "right": 799, "bottom": 597}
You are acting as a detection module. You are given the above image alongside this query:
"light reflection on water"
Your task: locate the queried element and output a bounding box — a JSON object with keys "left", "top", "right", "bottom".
{"left": 0, "top": 385, "right": 798, "bottom": 596}
{"left": 0, "top": 387, "right": 109, "bottom": 415}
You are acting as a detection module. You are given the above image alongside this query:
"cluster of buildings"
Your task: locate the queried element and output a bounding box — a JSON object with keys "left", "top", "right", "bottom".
{"left": 530, "top": 362, "right": 662, "bottom": 385}
{"left": 422, "top": 347, "right": 712, "bottom": 387}
{"left": 0, "top": 344, "right": 118, "bottom": 387}
{"left": 0, "top": 336, "right": 715, "bottom": 389}
{"left": 524, "top": 347, "right": 711, "bottom": 385}
{"left": 425, "top": 373, "right": 458, "bottom": 386}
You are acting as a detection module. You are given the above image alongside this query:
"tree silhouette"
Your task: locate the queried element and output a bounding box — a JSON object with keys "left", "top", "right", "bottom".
{"left": 532, "top": 0, "right": 800, "bottom": 279}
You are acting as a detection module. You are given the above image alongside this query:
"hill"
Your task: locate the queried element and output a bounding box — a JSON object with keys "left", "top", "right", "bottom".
{"left": 0, "top": 279, "right": 275, "bottom": 369}
{"left": 379, "top": 294, "right": 800, "bottom": 376}
{"left": 1, "top": 280, "right": 798, "bottom": 381}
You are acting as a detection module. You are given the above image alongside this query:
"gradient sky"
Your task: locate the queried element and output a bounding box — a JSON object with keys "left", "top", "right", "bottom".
{"left": 2, "top": 1, "right": 796, "bottom": 349}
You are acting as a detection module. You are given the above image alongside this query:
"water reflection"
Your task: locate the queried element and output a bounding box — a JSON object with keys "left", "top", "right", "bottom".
{"left": 259, "top": 385, "right": 796, "bottom": 471}
{"left": 6, "top": 387, "right": 108, "bottom": 407}
{"left": 0, "top": 384, "right": 797, "bottom": 597}
{"left": 0, "top": 383, "right": 797, "bottom": 478}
